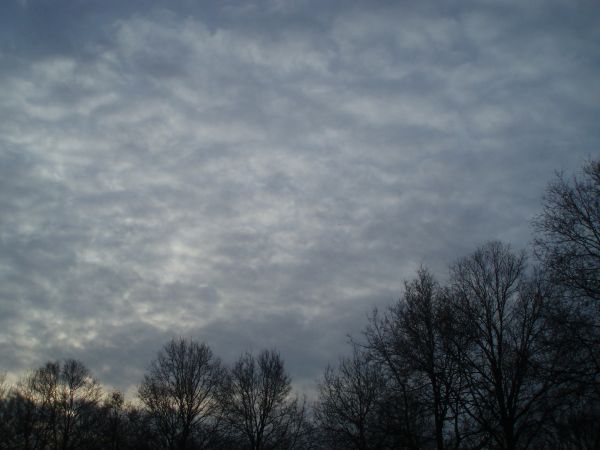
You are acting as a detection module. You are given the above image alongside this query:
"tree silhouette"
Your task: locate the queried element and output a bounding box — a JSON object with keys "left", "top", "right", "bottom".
{"left": 139, "top": 338, "right": 224, "bottom": 450}
{"left": 314, "top": 346, "right": 389, "bottom": 450}
{"left": 221, "top": 349, "right": 307, "bottom": 450}
{"left": 534, "top": 159, "right": 600, "bottom": 302}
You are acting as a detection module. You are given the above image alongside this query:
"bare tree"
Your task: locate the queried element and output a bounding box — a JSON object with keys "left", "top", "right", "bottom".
{"left": 60, "top": 359, "right": 103, "bottom": 449}
{"left": 449, "top": 242, "right": 560, "bottom": 450}
{"left": 102, "top": 390, "right": 127, "bottom": 450}
{"left": 138, "top": 338, "right": 224, "bottom": 450}
{"left": 11, "top": 359, "right": 103, "bottom": 450}
{"left": 363, "top": 268, "right": 463, "bottom": 450}
{"left": 314, "top": 346, "right": 388, "bottom": 450}
{"left": 532, "top": 160, "right": 600, "bottom": 446}
{"left": 397, "top": 268, "right": 461, "bottom": 450}
{"left": 2, "top": 378, "right": 39, "bottom": 450}
{"left": 221, "top": 349, "right": 307, "bottom": 450}
{"left": 533, "top": 159, "right": 600, "bottom": 302}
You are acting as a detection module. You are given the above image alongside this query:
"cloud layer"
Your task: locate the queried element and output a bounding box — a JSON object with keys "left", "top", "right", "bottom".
{"left": 1, "top": 0, "right": 599, "bottom": 395}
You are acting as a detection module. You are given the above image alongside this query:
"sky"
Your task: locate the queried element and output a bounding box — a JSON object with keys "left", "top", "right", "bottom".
{"left": 1, "top": 0, "right": 599, "bottom": 397}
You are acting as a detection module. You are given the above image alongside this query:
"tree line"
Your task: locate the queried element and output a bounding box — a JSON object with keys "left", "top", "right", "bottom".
{"left": 0, "top": 346, "right": 310, "bottom": 450}
{"left": 0, "top": 159, "right": 598, "bottom": 449}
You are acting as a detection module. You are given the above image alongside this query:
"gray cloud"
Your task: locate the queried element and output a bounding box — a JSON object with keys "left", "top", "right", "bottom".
{"left": 0, "top": 0, "right": 599, "bottom": 395}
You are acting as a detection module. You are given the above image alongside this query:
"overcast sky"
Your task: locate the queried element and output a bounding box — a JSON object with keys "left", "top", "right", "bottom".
{"left": 1, "top": 0, "right": 599, "bottom": 396}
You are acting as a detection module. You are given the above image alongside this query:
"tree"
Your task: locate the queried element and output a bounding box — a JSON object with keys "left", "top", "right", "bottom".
{"left": 1, "top": 379, "right": 40, "bottom": 450}
{"left": 138, "top": 338, "right": 224, "bottom": 450}
{"left": 0, "top": 373, "right": 13, "bottom": 448}
{"left": 448, "top": 242, "right": 560, "bottom": 450}
{"left": 314, "top": 346, "right": 389, "bottom": 450}
{"left": 102, "top": 390, "right": 127, "bottom": 450}
{"left": 221, "top": 349, "right": 307, "bottom": 450}
{"left": 395, "top": 268, "right": 461, "bottom": 450}
{"left": 362, "top": 268, "right": 461, "bottom": 450}
{"left": 533, "top": 159, "right": 600, "bottom": 302}
{"left": 533, "top": 159, "right": 600, "bottom": 441}
{"left": 12, "top": 359, "right": 103, "bottom": 450}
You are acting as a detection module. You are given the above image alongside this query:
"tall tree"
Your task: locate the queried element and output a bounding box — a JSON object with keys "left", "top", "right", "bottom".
{"left": 363, "top": 268, "right": 461, "bottom": 450}
{"left": 14, "top": 359, "right": 103, "bottom": 450}
{"left": 102, "top": 390, "right": 127, "bottom": 450}
{"left": 221, "top": 349, "right": 307, "bottom": 450}
{"left": 449, "top": 242, "right": 560, "bottom": 450}
{"left": 533, "top": 159, "right": 600, "bottom": 302}
{"left": 397, "top": 268, "right": 461, "bottom": 450}
{"left": 314, "top": 346, "right": 389, "bottom": 450}
{"left": 533, "top": 159, "right": 600, "bottom": 448}
{"left": 138, "top": 338, "right": 224, "bottom": 450}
